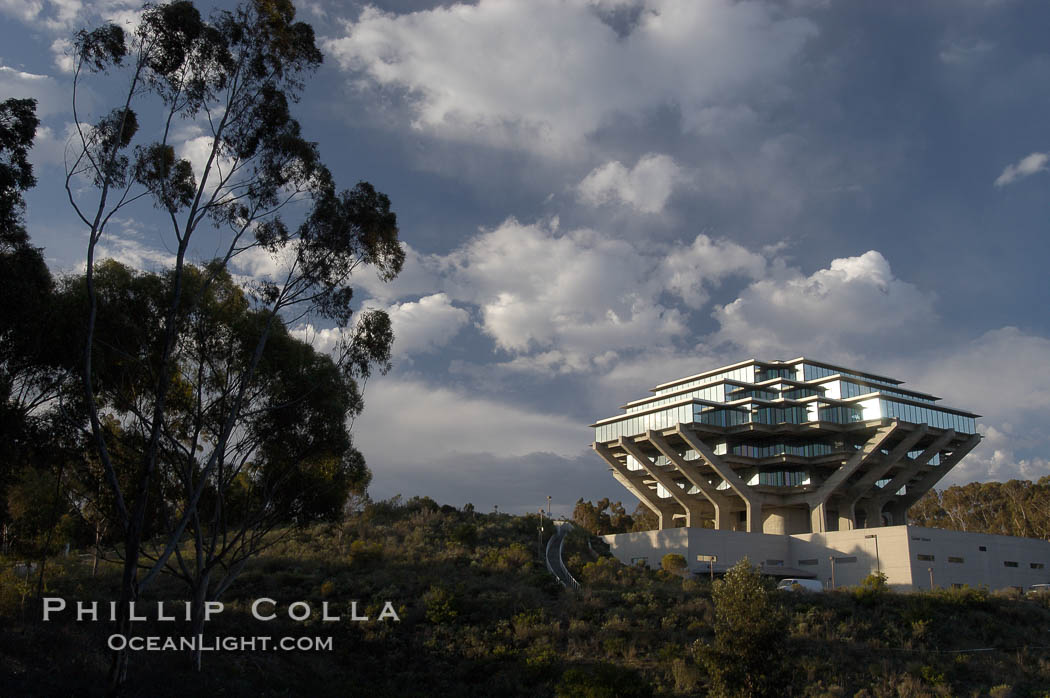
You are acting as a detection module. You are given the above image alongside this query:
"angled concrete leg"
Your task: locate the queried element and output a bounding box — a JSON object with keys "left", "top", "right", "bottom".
{"left": 810, "top": 502, "right": 828, "bottom": 534}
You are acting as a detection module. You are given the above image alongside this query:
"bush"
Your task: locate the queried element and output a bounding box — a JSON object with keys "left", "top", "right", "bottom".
{"left": 423, "top": 584, "right": 459, "bottom": 624}
{"left": 697, "top": 558, "right": 788, "bottom": 698}
{"left": 661, "top": 553, "right": 687, "bottom": 574}
{"left": 853, "top": 571, "right": 888, "bottom": 604}
{"left": 556, "top": 663, "right": 653, "bottom": 698}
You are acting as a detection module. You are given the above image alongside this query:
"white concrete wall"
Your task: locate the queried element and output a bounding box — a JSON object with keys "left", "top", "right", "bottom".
{"left": 791, "top": 527, "right": 913, "bottom": 590}
{"left": 901, "top": 526, "right": 1050, "bottom": 591}
{"left": 601, "top": 527, "right": 789, "bottom": 574}
{"left": 601, "top": 525, "right": 1050, "bottom": 591}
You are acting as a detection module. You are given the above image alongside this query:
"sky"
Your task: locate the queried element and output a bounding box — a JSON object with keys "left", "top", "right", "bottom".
{"left": 3, "top": 0, "right": 1050, "bottom": 517}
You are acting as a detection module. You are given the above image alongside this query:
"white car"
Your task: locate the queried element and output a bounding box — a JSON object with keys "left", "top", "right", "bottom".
{"left": 776, "top": 578, "right": 824, "bottom": 592}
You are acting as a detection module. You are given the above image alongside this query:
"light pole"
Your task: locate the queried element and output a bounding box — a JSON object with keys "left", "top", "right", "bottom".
{"left": 547, "top": 495, "right": 551, "bottom": 516}
{"left": 829, "top": 556, "right": 836, "bottom": 590}
{"left": 710, "top": 555, "right": 717, "bottom": 582}
{"left": 865, "top": 533, "right": 881, "bottom": 575}
{"left": 928, "top": 567, "right": 935, "bottom": 590}
{"left": 538, "top": 508, "right": 544, "bottom": 558}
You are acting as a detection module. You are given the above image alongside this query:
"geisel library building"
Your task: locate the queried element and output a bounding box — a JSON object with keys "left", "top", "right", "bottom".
{"left": 592, "top": 357, "right": 1050, "bottom": 591}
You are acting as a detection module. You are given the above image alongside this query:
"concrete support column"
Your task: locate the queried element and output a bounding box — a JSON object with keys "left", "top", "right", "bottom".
{"left": 593, "top": 443, "right": 680, "bottom": 529}
{"left": 799, "top": 423, "right": 899, "bottom": 534}
{"left": 675, "top": 426, "right": 766, "bottom": 533}
{"left": 837, "top": 503, "right": 856, "bottom": 532}
{"left": 810, "top": 501, "right": 828, "bottom": 534}
{"left": 618, "top": 437, "right": 706, "bottom": 528}
{"left": 647, "top": 431, "right": 736, "bottom": 531}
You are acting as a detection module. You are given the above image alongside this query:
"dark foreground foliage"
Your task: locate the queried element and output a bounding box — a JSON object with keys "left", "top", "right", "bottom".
{"left": 4, "top": 497, "right": 1050, "bottom": 697}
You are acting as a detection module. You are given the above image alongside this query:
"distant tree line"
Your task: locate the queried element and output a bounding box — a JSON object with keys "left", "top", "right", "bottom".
{"left": 909, "top": 478, "right": 1050, "bottom": 539}
{"left": 572, "top": 498, "right": 659, "bottom": 535}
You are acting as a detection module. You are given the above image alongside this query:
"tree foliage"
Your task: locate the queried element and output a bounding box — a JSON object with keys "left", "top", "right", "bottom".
{"left": 909, "top": 479, "right": 1050, "bottom": 539}
{"left": 62, "top": 0, "right": 403, "bottom": 683}
{"left": 572, "top": 498, "right": 655, "bottom": 535}
{"left": 698, "top": 558, "right": 788, "bottom": 698}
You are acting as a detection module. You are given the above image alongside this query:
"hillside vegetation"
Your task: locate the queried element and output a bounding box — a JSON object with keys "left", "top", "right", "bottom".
{"left": 3, "top": 496, "right": 1050, "bottom": 697}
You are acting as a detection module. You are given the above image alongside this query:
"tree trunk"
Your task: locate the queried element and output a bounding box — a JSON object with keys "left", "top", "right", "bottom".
{"left": 92, "top": 521, "right": 102, "bottom": 576}
{"left": 107, "top": 532, "right": 141, "bottom": 692}
{"left": 189, "top": 570, "right": 211, "bottom": 672}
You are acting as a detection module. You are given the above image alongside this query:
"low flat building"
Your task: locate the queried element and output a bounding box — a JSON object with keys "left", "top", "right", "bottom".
{"left": 602, "top": 525, "right": 1050, "bottom": 592}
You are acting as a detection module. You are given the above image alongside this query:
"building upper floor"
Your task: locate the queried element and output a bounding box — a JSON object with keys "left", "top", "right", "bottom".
{"left": 592, "top": 357, "right": 979, "bottom": 445}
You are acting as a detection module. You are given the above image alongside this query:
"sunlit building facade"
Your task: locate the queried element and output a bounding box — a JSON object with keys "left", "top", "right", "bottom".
{"left": 591, "top": 358, "right": 981, "bottom": 535}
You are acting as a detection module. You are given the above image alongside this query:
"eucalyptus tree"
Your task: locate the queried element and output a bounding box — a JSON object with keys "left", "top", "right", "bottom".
{"left": 65, "top": 0, "right": 403, "bottom": 684}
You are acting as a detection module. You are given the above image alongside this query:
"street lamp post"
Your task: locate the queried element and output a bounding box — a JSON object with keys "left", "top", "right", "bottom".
{"left": 829, "top": 556, "right": 836, "bottom": 590}
{"left": 538, "top": 508, "right": 544, "bottom": 558}
{"left": 710, "top": 556, "right": 717, "bottom": 581}
{"left": 547, "top": 495, "right": 551, "bottom": 516}
{"left": 928, "top": 567, "right": 935, "bottom": 590}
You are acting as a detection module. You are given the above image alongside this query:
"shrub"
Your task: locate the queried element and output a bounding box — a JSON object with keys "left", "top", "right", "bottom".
{"left": 854, "top": 571, "right": 888, "bottom": 604}
{"left": 696, "top": 558, "right": 788, "bottom": 698}
{"left": 423, "top": 584, "right": 459, "bottom": 624}
{"left": 556, "top": 663, "right": 653, "bottom": 698}
{"left": 661, "top": 553, "right": 688, "bottom": 574}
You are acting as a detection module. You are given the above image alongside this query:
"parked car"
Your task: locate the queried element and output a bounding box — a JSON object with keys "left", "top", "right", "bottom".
{"left": 776, "top": 578, "right": 823, "bottom": 592}
{"left": 1027, "top": 583, "right": 1050, "bottom": 595}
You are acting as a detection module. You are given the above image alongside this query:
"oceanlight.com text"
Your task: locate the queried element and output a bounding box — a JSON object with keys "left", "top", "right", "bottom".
{"left": 107, "top": 634, "right": 334, "bottom": 652}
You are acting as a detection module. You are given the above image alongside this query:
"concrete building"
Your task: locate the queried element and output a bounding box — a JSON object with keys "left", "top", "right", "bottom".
{"left": 591, "top": 358, "right": 1050, "bottom": 591}
{"left": 591, "top": 358, "right": 980, "bottom": 535}
{"left": 601, "top": 525, "right": 1050, "bottom": 592}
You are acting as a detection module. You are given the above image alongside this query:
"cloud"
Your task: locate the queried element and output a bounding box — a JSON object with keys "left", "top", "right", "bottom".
{"left": 386, "top": 292, "right": 469, "bottom": 355}
{"left": 0, "top": 65, "right": 67, "bottom": 116}
{"left": 0, "top": 0, "right": 140, "bottom": 32}
{"left": 94, "top": 234, "right": 175, "bottom": 271}
{"left": 442, "top": 218, "right": 687, "bottom": 361}
{"left": 354, "top": 221, "right": 771, "bottom": 375}
{"left": 714, "top": 250, "right": 937, "bottom": 360}
{"left": 353, "top": 375, "right": 585, "bottom": 463}
{"left": 662, "top": 233, "right": 766, "bottom": 309}
{"left": 577, "top": 153, "right": 687, "bottom": 214}
{"left": 0, "top": 0, "right": 45, "bottom": 25}
{"left": 994, "top": 151, "right": 1049, "bottom": 187}
{"left": 352, "top": 242, "right": 447, "bottom": 304}
{"left": 51, "top": 38, "right": 75, "bottom": 73}
{"left": 289, "top": 323, "right": 345, "bottom": 357}
{"left": 900, "top": 327, "right": 1050, "bottom": 420}
{"left": 324, "top": 0, "right": 817, "bottom": 155}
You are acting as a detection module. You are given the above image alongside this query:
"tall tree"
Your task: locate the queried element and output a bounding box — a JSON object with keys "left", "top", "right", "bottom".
{"left": 697, "top": 559, "right": 788, "bottom": 698}
{"left": 65, "top": 0, "right": 403, "bottom": 685}
{"left": 0, "top": 97, "right": 71, "bottom": 564}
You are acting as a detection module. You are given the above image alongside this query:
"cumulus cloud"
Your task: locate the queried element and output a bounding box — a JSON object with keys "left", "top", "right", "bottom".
{"left": 324, "top": 0, "right": 817, "bottom": 154}
{"left": 94, "top": 234, "right": 175, "bottom": 271}
{"left": 290, "top": 295, "right": 468, "bottom": 359}
{"left": 0, "top": 0, "right": 140, "bottom": 32}
{"left": 577, "top": 153, "right": 687, "bottom": 214}
{"left": 995, "top": 151, "right": 1049, "bottom": 187}
{"left": 442, "top": 218, "right": 687, "bottom": 362}
{"left": 714, "top": 250, "right": 937, "bottom": 360}
{"left": 386, "top": 293, "right": 469, "bottom": 355}
{"left": 662, "top": 234, "right": 766, "bottom": 308}
{"left": 0, "top": 65, "right": 67, "bottom": 116}
{"left": 351, "top": 221, "right": 772, "bottom": 375}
